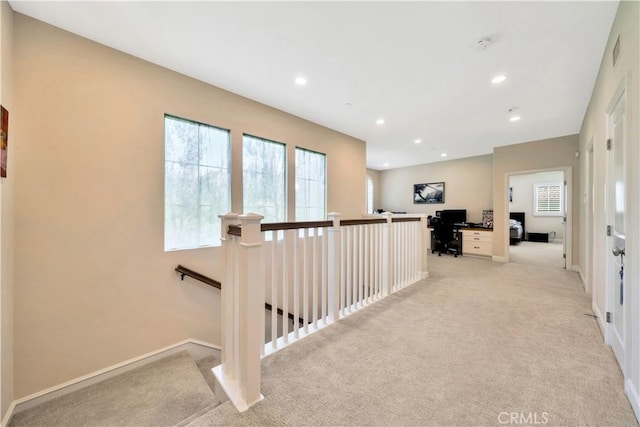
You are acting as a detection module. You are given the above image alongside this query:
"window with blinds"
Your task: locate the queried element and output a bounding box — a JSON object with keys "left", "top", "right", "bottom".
{"left": 534, "top": 183, "right": 563, "bottom": 216}
{"left": 366, "top": 176, "right": 374, "bottom": 214}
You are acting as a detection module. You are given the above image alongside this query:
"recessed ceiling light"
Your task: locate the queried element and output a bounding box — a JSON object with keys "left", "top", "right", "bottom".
{"left": 492, "top": 75, "right": 507, "bottom": 84}
{"left": 376, "top": 118, "right": 385, "bottom": 125}
{"left": 414, "top": 139, "right": 422, "bottom": 144}
{"left": 294, "top": 76, "right": 307, "bottom": 85}
{"left": 383, "top": 163, "right": 390, "bottom": 167}
{"left": 441, "top": 153, "right": 447, "bottom": 157}
{"left": 509, "top": 116, "right": 521, "bottom": 122}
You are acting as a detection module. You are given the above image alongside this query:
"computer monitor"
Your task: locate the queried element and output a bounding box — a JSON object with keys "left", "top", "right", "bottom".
{"left": 441, "top": 209, "right": 467, "bottom": 225}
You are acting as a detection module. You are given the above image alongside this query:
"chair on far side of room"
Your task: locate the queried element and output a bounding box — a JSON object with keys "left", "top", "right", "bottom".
{"left": 431, "top": 216, "right": 461, "bottom": 257}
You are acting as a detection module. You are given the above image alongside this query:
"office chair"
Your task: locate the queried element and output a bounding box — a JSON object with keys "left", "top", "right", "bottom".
{"left": 431, "top": 217, "right": 461, "bottom": 257}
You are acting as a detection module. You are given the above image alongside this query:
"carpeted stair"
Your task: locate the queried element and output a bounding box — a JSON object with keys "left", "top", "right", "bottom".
{"left": 10, "top": 351, "right": 220, "bottom": 427}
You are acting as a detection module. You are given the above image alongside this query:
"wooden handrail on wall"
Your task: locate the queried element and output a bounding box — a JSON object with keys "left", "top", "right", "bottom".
{"left": 175, "top": 265, "right": 304, "bottom": 326}
{"left": 175, "top": 265, "right": 221, "bottom": 289}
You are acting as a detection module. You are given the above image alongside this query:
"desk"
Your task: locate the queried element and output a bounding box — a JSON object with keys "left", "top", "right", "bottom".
{"left": 429, "top": 226, "right": 493, "bottom": 257}
{"left": 461, "top": 228, "right": 493, "bottom": 257}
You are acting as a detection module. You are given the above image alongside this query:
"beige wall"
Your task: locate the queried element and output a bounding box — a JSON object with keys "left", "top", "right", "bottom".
{"left": 0, "top": 0, "right": 14, "bottom": 419}
{"left": 579, "top": 0, "right": 639, "bottom": 408}
{"left": 493, "top": 135, "right": 580, "bottom": 263}
{"left": 12, "top": 14, "right": 366, "bottom": 398}
{"left": 378, "top": 155, "right": 493, "bottom": 223}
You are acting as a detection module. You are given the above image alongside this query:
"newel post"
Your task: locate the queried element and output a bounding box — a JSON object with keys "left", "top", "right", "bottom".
{"left": 219, "top": 212, "right": 240, "bottom": 378}
{"left": 327, "top": 212, "right": 342, "bottom": 322}
{"left": 237, "top": 213, "right": 265, "bottom": 408}
{"left": 419, "top": 215, "right": 429, "bottom": 279}
{"left": 381, "top": 212, "right": 393, "bottom": 296}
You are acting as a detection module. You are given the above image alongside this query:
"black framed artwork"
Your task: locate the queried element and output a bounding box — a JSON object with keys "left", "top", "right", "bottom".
{"left": 414, "top": 182, "right": 444, "bottom": 204}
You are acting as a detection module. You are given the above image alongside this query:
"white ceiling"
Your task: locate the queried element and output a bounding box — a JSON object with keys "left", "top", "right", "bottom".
{"left": 10, "top": 1, "right": 618, "bottom": 170}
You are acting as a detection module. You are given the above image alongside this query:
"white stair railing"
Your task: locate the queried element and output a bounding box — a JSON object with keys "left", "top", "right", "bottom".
{"left": 213, "top": 212, "right": 428, "bottom": 412}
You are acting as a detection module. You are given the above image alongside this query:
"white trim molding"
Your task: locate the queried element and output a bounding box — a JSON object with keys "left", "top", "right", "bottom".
{"left": 627, "top": 379, "right": 640, "bottom": 423}
{"left": 2, "top": 339, "right": 220, "bottom": 427}
{"left": 592, "top": 303, "right": 606, "bottom": 339}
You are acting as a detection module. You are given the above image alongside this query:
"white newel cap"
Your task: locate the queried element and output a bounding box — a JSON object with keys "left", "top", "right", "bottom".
{"left": 327, "top": 212, "right": 342, "bottom": 228}
{"left": 219, "top": 212, "right": 240, "bottom": 220}
{"left": 239, "top": 213, "right": 264, "bottom": 244}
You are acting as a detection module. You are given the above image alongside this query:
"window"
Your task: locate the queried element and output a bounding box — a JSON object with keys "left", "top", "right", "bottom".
{"left": 534, "top": 183, "right": 563, "bottom": 216}
{"left": 243, "top": 135, "right": 286, "bottom": 222}
{"left": 366, "top": 175, "right": 374, "bottom": 214}
{"left": 164, "top": 115, "right": 231, "bottom": 250}
{"left": 295, "top": 148, "right": 326, "bottom": 221}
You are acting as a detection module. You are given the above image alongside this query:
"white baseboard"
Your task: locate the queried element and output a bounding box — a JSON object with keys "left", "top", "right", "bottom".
{"left": 592, "top": 303, "right": 606, "bottom": 339}
{"left": 2, "top": 339, "right": 221, "bottom": 426}
{"left": 626, "top": 379, "right": 640, "bottom": 424}
{"left": 492, "top": 255, "right": 508, "bottom": 262}
{"left": 571, "top": 265, "right": 587, "bottom": 287}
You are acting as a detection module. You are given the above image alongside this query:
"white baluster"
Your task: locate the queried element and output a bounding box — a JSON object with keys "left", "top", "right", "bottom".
{"left": 364, "top": 224, "right": 369, "bottom": 304}
{"left": 271, "top": 233, "right": 277, "bottom": 350}
{"left": 381, "top": 213, "right": 391, "bottom": 296}
{"left": 313, "top": 228, "right": 318, "bottom": 329}
{"left": 282, "top": 230, "right": 289, "bottom": 345}
{"left": 303, "top": 228, "right": 309, "bottom": 335}
{"left": 322, "top": 229, "right": 328, "bottom": 323}
{"left": 293, "top": 229, "right": 299, "bottom": 339}
{"left": 327, "top": 213, "right": 342, "bottom": 322}
{"left": 420, "top": 216, "right": 429, "bottom": 279}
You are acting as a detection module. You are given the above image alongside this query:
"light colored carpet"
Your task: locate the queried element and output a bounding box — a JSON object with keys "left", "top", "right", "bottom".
{"left": 10, "top": 351, "right": 217, "bottom": 427}
{"left": 188, "top": 254, "right": 638, "bottom": 426}
{"left": 510, "top": 241, "right": 565, "bottom": 269}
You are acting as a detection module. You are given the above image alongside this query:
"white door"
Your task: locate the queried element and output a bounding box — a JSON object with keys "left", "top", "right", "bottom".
{"left": 563, "top": 179, "right": 568, "bottom": 269}
{"left": 606, "top": 84, "right": 626, "bottom": 372}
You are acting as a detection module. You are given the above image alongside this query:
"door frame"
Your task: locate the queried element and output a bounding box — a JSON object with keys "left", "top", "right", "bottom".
{"left": 585, "top": 141, "right": 594, "bottom": 294}
{"left": 604, "top": 75, "right": 630, "bottom": 376}
{"left": 503, "top": 167, "right": 573, "bottom": 268}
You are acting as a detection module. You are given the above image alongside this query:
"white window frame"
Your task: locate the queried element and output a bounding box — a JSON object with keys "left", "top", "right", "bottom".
{"left": 366, "top": 175, "right": 374, "bottom": 214}
{"left": 242, "top": 134, "right": 287, "bottom": 223}
{"left": 534, "top": 182, "right": 563, "bottom": 216}
{"left": 164, "top": 114, "right": 231, "bottom": 251}
{"left": 295, "top": 147, "right": 327, "bottom": 221}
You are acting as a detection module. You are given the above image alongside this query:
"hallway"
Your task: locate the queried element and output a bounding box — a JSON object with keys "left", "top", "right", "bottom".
{"left": 189, "top": 254, "right": 637, "bottom": 426}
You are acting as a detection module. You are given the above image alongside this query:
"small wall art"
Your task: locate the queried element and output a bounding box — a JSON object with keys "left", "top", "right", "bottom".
{"left": 414, "top": 182, "right": 444, "bottom": 204}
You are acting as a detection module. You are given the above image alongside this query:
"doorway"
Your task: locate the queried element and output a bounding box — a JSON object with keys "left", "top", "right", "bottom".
{"left": 508, "top": 169, "right": 570, "bottom": 269}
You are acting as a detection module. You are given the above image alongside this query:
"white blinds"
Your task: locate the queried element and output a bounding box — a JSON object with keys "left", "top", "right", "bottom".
{"left": 535, "top": 183, "right": 562, "bottom": 215}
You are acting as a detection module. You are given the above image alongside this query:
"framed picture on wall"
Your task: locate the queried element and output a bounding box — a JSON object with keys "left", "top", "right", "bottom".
{"left": 414, "top": 182, "right": 444, "bottom": 204}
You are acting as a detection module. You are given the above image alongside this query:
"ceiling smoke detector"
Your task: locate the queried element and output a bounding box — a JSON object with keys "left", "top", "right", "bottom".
{"left": 473, "top": 37, "right": 492, "bottom": 51}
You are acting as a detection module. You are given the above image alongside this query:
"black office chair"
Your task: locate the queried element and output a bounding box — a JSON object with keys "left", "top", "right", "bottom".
{"left": 431, "top": 217, "right": 461, "bottom": 257}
